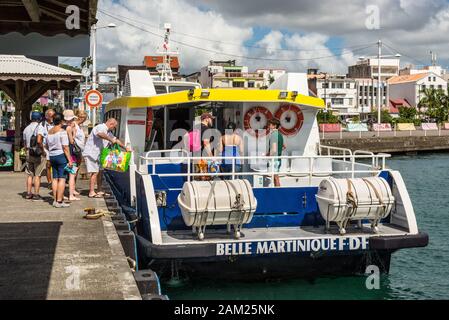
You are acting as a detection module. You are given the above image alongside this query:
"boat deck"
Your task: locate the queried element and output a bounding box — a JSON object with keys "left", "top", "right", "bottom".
{"left": 161, "top": 223, "right": 409, "bottom": 245}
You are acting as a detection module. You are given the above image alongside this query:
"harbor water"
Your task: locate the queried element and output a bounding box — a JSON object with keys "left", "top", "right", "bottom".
{"left": 164, "top": 153, "right": 449, "bottom": 300}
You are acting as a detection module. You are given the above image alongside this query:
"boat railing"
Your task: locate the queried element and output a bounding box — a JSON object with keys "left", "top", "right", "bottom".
{"left": 138, "top": 151, "right": 391, "bottom": 184}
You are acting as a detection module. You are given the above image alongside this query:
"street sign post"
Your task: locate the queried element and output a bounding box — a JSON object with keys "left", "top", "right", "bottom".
{"left": 85, "top": 89, "right": 103, "bottom": 108}
{"left": 85, "top": 89, "right": 103, "bottom": 125}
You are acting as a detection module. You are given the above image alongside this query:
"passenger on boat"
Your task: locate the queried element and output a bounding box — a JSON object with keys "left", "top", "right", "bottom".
{"left": 82, "top": 118, "right": 131, "bottom": 198}
{"left": 200, "top": 113, "right": 215, "bottom": 157}
{"left": 267, "top": 118, "right": 285, "bottom": 187}
{"left": 189, "top": 113, "right": 216, "bottom": 181}
{"left": 219, "top": 122, "right": 243, "bottom": 180}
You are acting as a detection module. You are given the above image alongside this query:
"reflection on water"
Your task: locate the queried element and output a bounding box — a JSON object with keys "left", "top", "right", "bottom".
{"left": 164, "top": 153, "right": 449, "bottom": 300}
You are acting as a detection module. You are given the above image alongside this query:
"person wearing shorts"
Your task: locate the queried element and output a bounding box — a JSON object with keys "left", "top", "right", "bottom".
{"left": 46, "top": 113, "right": 73, "bottom": 208}
{"left": 82, "top": 118, "right": 130, "bottom": 198}
{"left": 23, "top": 111, "right": 46, "bottom": 201}
{"left": 267, "top": 118, "right": 285, "bottom": 187}
{"left": 39, "top": 109, "right": 55, "bottom": 188}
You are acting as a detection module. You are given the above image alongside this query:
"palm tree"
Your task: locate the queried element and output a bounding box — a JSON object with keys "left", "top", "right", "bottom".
{"left": 81, "top": 56, "right": 93, "bottom": 69}
{"left": 419, "top": 88, "right": 449, "bottom": 123}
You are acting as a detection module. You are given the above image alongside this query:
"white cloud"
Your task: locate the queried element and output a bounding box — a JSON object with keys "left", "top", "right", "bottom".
{"left": 96, "top": 0, "right": 253, "bottom": 73}
{"left": 91, "top": 0, "right": 449, "bottom": 75}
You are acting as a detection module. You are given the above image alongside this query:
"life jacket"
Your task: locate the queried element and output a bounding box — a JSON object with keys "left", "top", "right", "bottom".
{"left": 187, "top": 129, "right": 201, "bottom": 153}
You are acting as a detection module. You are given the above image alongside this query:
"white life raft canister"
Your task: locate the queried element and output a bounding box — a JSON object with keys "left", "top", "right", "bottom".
{"left": 315, "top": 177, "right": 394, "bottom": 233}
{"left": 178, "top": 179, "right": 257, "bottom": 227}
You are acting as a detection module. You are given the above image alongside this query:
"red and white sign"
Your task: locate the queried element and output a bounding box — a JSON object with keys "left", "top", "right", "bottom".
{"left": 372, "top": 123, "right": 392, "bottom": 132}
{"left": 85, "top": 89, "right": 103, "bottom": 108}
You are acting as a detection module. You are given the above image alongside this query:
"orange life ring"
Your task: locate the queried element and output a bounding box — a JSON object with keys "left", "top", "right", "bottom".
{"left": 243, "top": 106, "right": 273, "bottom": 137}
{"left": 145, "top": 108, "right": 154, "bottom": 139}
{"left": 274, "top": 104, "right": 304, "bottom": 136}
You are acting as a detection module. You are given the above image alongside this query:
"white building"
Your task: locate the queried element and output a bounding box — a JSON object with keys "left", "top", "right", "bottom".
{"left": 308, "top": 74, "right": 358, "bottom": 117}
{"left": 354, "top": 78, "right": 388, "bottom": 114}
{"left": 388, "top": 72, "right": 448, "bottom": 108}
{"left": 348, "top": 58, "right": 400, "bottom": 81}
{"left": 255, "top": 68, "right": 286, "bottom": 87}
{"left": 198, "top": 60, "right": 264, "bottom": 89}
{"left": 400, "top": 64, "right": 447, "bottom": 77}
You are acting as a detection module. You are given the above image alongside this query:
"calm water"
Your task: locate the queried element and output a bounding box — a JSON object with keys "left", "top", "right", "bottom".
{"left": 164, "top": 153, "right": 449, "bottom": 300}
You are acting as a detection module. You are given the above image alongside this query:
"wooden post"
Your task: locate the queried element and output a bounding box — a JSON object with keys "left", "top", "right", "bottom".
{"left": 14, "top": 80, "right": 24, "bottom": 172}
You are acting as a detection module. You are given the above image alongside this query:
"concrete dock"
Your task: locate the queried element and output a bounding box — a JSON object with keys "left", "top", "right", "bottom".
{"left": 321, "top": 135, "right": 449, "bottom": 154}
{"left": 0, "top": 172, "right": 141, "bottom": 300}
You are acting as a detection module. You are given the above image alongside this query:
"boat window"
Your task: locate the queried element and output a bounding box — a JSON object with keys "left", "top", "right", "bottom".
{"left": 104, "top": 109, "right": 121, "bottom": 137}
{"left": 155, "top": 86, "right": 167, "bottom": 94}
{"left": 169, "top": 85, "right": 196, "bottom": 93}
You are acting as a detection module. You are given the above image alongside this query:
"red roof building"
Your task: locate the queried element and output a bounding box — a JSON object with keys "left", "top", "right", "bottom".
{"left": 143, "top": 56, "right": 180, "bottom": 75}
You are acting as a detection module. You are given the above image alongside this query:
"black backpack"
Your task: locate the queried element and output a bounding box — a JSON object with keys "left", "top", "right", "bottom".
{"left": 29, "top": 124, "right": 43, "bottom": 157}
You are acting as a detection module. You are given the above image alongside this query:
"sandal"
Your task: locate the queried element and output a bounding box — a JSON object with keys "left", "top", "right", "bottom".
{"left": 69, "top": 197, "right": 81, "bottom": 201}
{"left": 96, "top": 192, "right": 111, "bottom": 197}
{"left": 88, "top": 193, "right": 103, "bottom": 198}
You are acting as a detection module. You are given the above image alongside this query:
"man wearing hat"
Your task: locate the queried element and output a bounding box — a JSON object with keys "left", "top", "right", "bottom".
{"left": 23, "top": 111, "right": 46, "bottom": 200}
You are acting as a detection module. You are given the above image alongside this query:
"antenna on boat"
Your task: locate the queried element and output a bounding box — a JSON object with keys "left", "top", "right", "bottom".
{"left": 157, "top": 23, "right": 179, "bottom": 82}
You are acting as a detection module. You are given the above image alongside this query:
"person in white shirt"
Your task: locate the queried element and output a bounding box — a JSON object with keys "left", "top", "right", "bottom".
{"left": 23, "top": 111, "right": 45, "bottom": 201}
{"left": 82, "top": 118, "right": 130, "bottom": 198}
{"left": 39, "top": 109, "right": 55, "bottom": 188}
{"left": 66, "top": 110, "right": 87, "bottom": 201}
{"left": 46, "top": 113, "right": 73, "bottom": 208}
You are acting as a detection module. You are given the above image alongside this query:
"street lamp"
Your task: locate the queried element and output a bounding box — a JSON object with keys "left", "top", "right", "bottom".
{"left": 90, "top": 22, "right": 117, "bottom": 125}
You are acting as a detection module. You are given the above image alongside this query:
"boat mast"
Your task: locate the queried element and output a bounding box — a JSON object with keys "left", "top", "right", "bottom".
{"left": 157, "top": 23, "right": 178, "bottom": 82}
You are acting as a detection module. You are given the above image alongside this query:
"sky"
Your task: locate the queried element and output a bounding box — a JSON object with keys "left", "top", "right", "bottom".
{"left": 74, "top": 0, "right": 449, "bottom": 75}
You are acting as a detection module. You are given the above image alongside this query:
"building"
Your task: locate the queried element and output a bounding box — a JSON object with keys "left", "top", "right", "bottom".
{"left": 256, "top": 68, "right": 286, "bottom": 88}
{"left": 354, "top": 78, "right": 388, "bottom": 114}
{"left": 198, "top": 60, "right": 264, "bottom": 89}
{"left": 97, "top": 67, "right": 119, "bottom": 102}
{"left": 388, "top": 72, "right": 448, "bottom": 108}
{"left": 348, "top": 58, "right": 400, "bottom": 81}
{"left": 308, "top": 71, "right": 358, "bottom": 117}
{"left": 400, "top": 64, "right": 448, "bottom": 77}
{"left": 143, "top": 56, "right": 180, "bottom": 78}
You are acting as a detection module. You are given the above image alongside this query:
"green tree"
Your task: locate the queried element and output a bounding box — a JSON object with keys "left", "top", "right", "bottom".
{"left": 398, "top": 106, "right": 421, "bottom": 126}
{"left": 317, "top": 109, "right": 339, "bottom": 124}
{"left": 419, "top": 88, "right": 449, "bottom": 123}
{"left": 81, "top": 56, "right": 92, "bottom": 70}
{"left": 371, "top": 109, "right": 393, "bottom": 124}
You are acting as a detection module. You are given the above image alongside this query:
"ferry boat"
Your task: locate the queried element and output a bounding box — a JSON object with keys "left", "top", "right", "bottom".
{"left": 104, "top": 69, "right": 428, "bottom": 280}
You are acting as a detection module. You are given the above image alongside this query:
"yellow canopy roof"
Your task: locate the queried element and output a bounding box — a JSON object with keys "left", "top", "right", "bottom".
{"left": 107, "top": 88, "right": 325, "bottom": 110}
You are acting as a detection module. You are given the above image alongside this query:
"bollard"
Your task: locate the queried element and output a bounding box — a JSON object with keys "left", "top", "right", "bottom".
{"left": 111, "top": 212, "right": 127, "bottom": 221}
{"left": 105, "top": 199, "right": 119, "bottom": 209}
{"left": 134, "top": 270, "right": 161, "bottom": 295}
{"left": 114, "top": 220, "right": 130, "bottom": 231}
{"left": 117, "top": 230, "right": 136, "bottom": 261}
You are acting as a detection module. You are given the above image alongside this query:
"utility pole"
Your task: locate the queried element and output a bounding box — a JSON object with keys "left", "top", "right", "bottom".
{"left": 91, "top": 23, "right": 97, "bottom": 126}
{"left": 377, "top": 39, "right": 382, "bottom": 125}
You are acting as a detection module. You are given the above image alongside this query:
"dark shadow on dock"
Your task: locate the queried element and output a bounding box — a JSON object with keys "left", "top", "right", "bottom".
{"left": 0, "top": 222, "right": 61, "bottom": 300}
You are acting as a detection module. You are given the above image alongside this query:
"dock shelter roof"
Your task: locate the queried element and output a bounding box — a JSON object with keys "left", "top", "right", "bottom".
{"left": 0, "top": 0, "right": 98, "bottom": 57}
{"left": 0, "top": 55, "right": 82, "bottom": 170}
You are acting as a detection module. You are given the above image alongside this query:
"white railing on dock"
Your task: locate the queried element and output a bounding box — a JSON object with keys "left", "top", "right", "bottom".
{"left": 138, "top": 149, "right": 391, "bottom": 184}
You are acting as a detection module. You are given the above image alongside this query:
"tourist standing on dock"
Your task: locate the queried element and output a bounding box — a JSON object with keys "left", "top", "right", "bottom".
{"left": 65, "top": 110, "right": 87, "bottom": 201}
{"left": 267, "top": 118, "right": 285, "bottom": 187}
{"left": 220, "top": 122, "right": 243, "bottom": 179}
{"left": 82, "top": 118, "right": 130, "bottom": 198}
{"left": 46, "top": 113, "right": 72, "bottom": 208}
{"left": 39, "top": 109, "right": 55, "bottom": 188}
{"left": 23, "top": 111, "right": 46, "bottom": 200}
